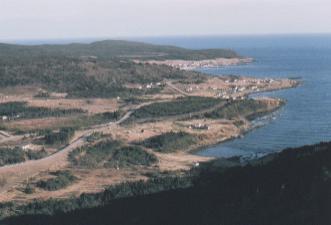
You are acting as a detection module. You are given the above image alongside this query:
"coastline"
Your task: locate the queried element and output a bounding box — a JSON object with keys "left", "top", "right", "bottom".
{"left": 0, "top": 57, "right": 299, "bottom": 203}
{"left": 186, "top": 98, "right": 286, "bottom": 157}
{"left": 136, "top": 57, "right": 254, "bottom": 70}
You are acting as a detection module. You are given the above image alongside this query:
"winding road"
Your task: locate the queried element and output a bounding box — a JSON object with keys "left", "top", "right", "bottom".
{"left": 0, "top": 83, "right": 215, "bottom": 195}
{"left": 0, "top": 109, "right": 134, "bottom": 194}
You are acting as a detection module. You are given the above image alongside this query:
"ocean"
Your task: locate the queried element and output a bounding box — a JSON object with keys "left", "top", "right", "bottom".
{"left": 137, "top": 35, "right": 331, "bottom": 158}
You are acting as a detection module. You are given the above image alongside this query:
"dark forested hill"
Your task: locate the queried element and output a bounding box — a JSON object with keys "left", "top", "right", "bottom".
{"left": 2, "top": 141, "right": 331, "bottom": 225}
{"left": 0, "top": 40, "right": 239, "bottom": 60}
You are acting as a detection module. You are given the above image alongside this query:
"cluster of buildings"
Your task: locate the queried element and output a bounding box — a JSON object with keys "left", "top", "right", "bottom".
{"left": 138, "top": 82, "right": 163, "bottom": 90}
{"left": 189, "top": 123, "right": 210, "bottom": 130}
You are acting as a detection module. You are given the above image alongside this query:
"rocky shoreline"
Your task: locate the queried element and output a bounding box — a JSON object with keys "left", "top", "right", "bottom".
{"left": 138, "top": 57, "right": 253, "bottom": 70}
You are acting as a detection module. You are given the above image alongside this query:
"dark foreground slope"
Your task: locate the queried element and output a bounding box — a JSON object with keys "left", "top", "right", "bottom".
{"left": 2, "top": 142, "right": 331, "bottom": 225}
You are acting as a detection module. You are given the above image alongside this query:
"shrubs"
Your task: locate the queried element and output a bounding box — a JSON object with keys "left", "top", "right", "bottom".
{"left": 69, "top": 140, "right": 157, "bottom": 169}
{"left": 131, "top": 96, "right": 223, "bottom": 120}
{"left": 0, "top": 102, "right": 84, "bottom": 120}
{"left": 26, "top": 149, "right": 48, "bottom": 160}
{"left": 0, "top": 176, "right": 7, "bottom": 188}
{"left": 23, "top": 184, "right": 35, "bottom": 194}
{"left": 0, "top": 147, "right": 49, "bottom": 167}
{"left": 86, "top": 132, "right": 104, "bottom": 143}
{"left": 36, "top": 171, "right": 77, "bottom": 191}
{"left": 90, "top": 111, "right": 123, "bottom": 123}
{"left": 107, "top": 146, "right": 157, "bottom": 168}
{"left": 0, "top": 173, "right": 194, "bottom": 219}
{"left": 140, "top": 131, "right": 197, "bottom": 152}
{"left": 69, "top": 140, "right": 122, "bottom": 168}
{"left": 0, "top": 147, "right": 26, "bottom": 166}
{"left": 204, "top": 99, "right": 270, "bottom": 120}
{"left": 44, "top": 127, "right": 75, "bottom": 145}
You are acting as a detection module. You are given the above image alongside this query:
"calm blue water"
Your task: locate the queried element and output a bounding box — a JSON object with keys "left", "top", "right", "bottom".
{"left": 139, "top": 35, "right": 331, "bottom": 158}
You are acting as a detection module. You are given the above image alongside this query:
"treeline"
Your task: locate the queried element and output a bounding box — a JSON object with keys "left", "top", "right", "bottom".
{"left": 0, "top": 102, "right": 84, "bottom": 120}
{"left": 2, "top": 141, "right": 331, "bottom": 225}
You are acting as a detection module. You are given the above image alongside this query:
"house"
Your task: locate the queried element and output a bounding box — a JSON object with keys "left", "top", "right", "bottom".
{"left": 22, "top": 144, "right": 33, "bottom": 150}
{"left": 190, "top": 123, "right": 209, "bottom": 130}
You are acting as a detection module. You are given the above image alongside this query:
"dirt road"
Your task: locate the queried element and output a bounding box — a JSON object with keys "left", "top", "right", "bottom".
{"left": 0, "top": 109, "right": 134, "bottom": 195}
{"left": 0, "top": 97, "right": 225, "bottom": 195}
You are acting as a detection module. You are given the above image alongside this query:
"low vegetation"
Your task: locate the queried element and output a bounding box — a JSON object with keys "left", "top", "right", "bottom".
{"left": 106, "top": 146, "right": 158, "bottom": 168}
{"left": 36, "top": 171, "right": 77, "bottom": 191}
{"left": 26, "top": 149, "right": 48, "bottom": 160}
{"left": 69, "top": 139, "right": 157, "bottom": 169}
{"left": 0, "top": 174, "right": 194, "bottom": 220}
{"left": 203, "top": 99, "right": 273, "bottom": 120}
{"left": 0, "top": 147, "right": 49, "bottom": 167}
{"left": 85, "top": 132, "right": 104, "bottom": 143}
{"left": 1, "top": 111, "right": 124, "bottom": 134}
{"left": 1, "top": 141, "right": 331, "bottom": 224}
{"left": 44, "top": 127, "right": 75, "bottom": 145}
{"left": 131, "top": 97, "right": 223, "bottom": 121}
{"left": 140, "top": 131, "right": 197, "bottom": 152}
{"left": 0, "top": 102, "right": 84, "bottom": 120}
{"left": 0, "top": 147, "right": 25, "bottom": 166}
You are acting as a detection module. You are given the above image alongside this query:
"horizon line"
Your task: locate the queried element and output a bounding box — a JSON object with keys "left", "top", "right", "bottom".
{"left": 1, "top": 32, "right": 331, "bottom": 45}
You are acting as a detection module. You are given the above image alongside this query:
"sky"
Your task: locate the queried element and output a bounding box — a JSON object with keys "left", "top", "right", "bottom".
{"left": 1, "top": 0, "right": 331, "bottom": 40}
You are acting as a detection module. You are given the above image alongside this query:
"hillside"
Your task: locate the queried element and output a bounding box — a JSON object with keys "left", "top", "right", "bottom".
{"left": 0, "top": 40, "right": 242, "bottom": 98}
{"left": 0, "top": 40, "right": 239, "bottom": 60}
{"left": 1, "top": 141, "right": 330, "bottom": 225}
{"left": 0, "top": 56, "right": 205, "bottom": 98}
